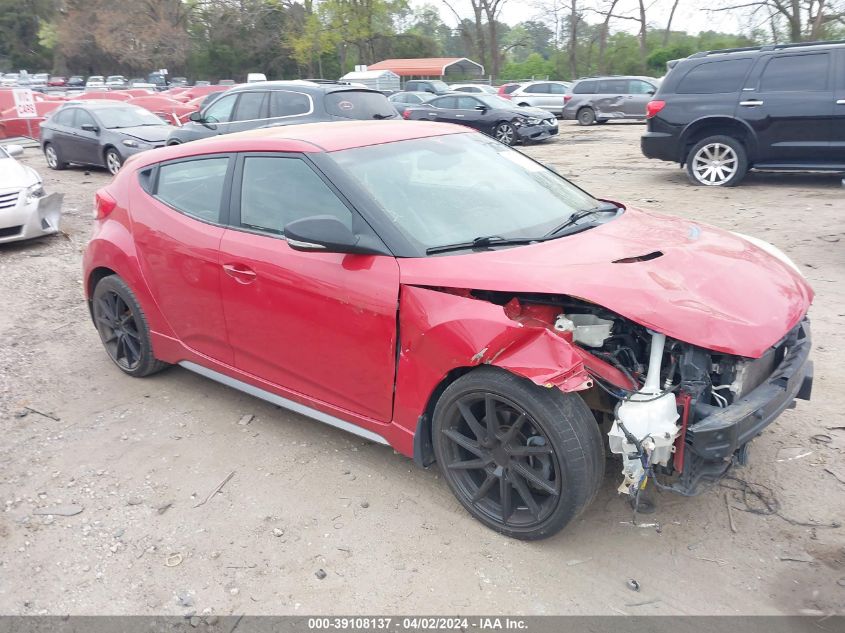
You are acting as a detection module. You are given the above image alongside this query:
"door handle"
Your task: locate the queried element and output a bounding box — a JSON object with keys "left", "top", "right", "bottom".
{"left": 837, "top": 100, "right": 845, "bottom": 105}
{"left": 739, "top": 100, "right": 764, "bottom": 107}
{"left": 222, "top": 263, "right": 257, "bottom": 284}
{"left": 455, "top": 114, "right": 464, "bottom": 117}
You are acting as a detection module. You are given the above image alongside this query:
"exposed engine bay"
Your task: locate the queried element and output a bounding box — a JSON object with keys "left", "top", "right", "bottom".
{"left": 464, "top": 289, "right": 786, "bottom": 498}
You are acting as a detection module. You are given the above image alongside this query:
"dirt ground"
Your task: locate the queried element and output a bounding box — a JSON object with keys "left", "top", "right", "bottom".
{"left": 1, "top": 123, "right": 844, "bottom": 617}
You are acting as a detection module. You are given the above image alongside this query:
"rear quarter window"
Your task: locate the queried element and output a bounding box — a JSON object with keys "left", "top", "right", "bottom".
{"left": 155, "top": 157, "right": 230, "bottom": 223}
{"left": 676, "top": 58, "right": 753, "bottom": 94}
{"left": 325, "top": 91, "right": 396, "bottom": 120}
{"left": 572, "top": 81, "right": 596, "bottom": 94}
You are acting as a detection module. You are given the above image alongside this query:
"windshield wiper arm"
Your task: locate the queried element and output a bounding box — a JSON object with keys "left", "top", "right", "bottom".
{"left": 543, "top": 202, "right": 620, "bottom": 239}
{"left": 426, "top": 235, "right": 537, "bottom": 255}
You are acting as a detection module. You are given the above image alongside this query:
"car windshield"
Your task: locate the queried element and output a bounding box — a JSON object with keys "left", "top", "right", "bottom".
{"left": 332, "top": 133, "right": 601, "bottom": 255}
{"left": 96, "top": 107, "right": 165, "bottom": 128}
{"left": 476, "top": 95, "right": 522, "bottom": 109}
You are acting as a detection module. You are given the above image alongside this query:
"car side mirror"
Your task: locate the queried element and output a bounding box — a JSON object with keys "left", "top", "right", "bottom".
{"left": 5, "top": 144, "right": 23, "bottom": 157}
{"left": 81, "top": 123, "right": 99, "bottom": 133}
{"left": 647, "top": 89, "right": 655, "bottom": 96}
{"left": 284, "top": 215, "right": 373, "bottom": 254}
{"left": 189, "top": 111, "right": 203, "bottom": 122}
{"left": 475, "top": 105, "right": 488, "bottom": 111}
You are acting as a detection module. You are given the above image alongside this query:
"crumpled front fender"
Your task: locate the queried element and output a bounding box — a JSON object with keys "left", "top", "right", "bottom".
{"left": 392, "top": 285, "right": 595, "bottom": 442}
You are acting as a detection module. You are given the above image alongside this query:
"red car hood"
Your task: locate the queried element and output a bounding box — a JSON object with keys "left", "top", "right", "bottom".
{"left": 397, "top": 207, "right": 813, "bottom": 358}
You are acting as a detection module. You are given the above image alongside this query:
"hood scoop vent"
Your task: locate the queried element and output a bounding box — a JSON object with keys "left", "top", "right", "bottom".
{"left": 613, "top": 251, "right": 664, "bottom": 264}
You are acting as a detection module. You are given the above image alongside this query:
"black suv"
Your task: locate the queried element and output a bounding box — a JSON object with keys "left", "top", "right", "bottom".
{"left": 167, "top": 81, "right": 398, "bottom": 145}
{"left": 642, "top": 40, "right": 845, "bottom": 186}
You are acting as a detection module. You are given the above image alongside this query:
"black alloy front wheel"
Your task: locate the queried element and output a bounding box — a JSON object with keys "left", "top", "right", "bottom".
{"left": 432, "top": 368, "right": 604, "bottom": 540}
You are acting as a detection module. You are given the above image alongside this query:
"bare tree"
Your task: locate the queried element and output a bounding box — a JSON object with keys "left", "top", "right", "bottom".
{"left": 593, "top": 0, "right": 622, "bottom": 74}
{"left": 712, "top": 0, "right": 844, "bottom": 41}
{"left": 664, "top": 0, "right": 681, "bottom": 45}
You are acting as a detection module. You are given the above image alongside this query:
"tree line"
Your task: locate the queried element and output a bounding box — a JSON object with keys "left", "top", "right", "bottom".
{"left": 1, "top": 0, "right": 843, "bottom": 81}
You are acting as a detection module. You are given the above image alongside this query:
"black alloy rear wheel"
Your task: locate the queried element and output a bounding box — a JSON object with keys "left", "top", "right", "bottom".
{"left": 92, "top": 275, "right": 167, "bottom": 377}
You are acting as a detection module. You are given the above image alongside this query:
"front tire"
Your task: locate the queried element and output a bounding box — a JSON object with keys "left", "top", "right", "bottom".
{"left": 494, "top": 122, "right": 517, "bottom": 146}
{"left": 685, "top": 135, "right": 748, "bottom": 186}
{"left": 577, "top": 107, "right": 596, "bottom": 126}
{"left": 105, "top": 148, "right": 123, "bottom": 175}
{"left": 92, "top": 275, "right": 168, "bottom": 377}
{"left": 432, "top": 368, "right": 604, "bottom": 540}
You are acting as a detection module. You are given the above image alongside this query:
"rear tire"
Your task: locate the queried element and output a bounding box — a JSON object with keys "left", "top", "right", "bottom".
{"left": 92, "top": 275, "right": 168, "bottom": 377}
{"left": 577, "top": 108, "right": 596, "bottom": 126}
{"left": 432, "top": 367, "right": 604, "bottom": 540}
{"left": 43, "top": 143, "right": 67, "bottom": 170}
{"left": 685, "top": 135, "right": 748, "bottom": 187}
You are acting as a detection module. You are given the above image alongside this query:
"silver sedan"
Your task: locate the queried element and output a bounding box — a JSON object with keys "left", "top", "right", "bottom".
{"left": 0, "top": 144, "right": 63, "bottom": 244}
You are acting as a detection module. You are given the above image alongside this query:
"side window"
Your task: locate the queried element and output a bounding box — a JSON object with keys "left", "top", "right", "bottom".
{"left": 456, "top": 96, "right": 480, "bottom": 109}
{"left": 156, "top": 157, "right": 230, "bottom": 223}
{"left": 239, "top": 156, "right": 352, "bottom": 235}
{"left": 75, "top": 109, "right": 97, "bottom": 129}
{"left": 269, "top": 91, "right": 312, "bottom": 117}
{"left": 203, "top": 94, "right": 237, "bottom": 123}
{"left": 433, "top": 96, "right": 457, "bottom": 109}
{"left": 597, "top": 79, "right": 628, "bottom": 94}
{"left": 525, "top": 83, "right": 549, "bottom": 94}
{"left": 573, "top": 80, "right": 596, "bottom": 94}
{"left": 549, "top": 83, "right": 567, "bottom": 94}
{"left": 760, "top": 53, "right": 829, "bottom": 92}
{"left": 233, "top": 91, "right": 267, "bottom": 121}
{"left": 53, "top": 108, "right": 75, "bottom": 126}
{"left": 676, "top": 59, "right": 753, "bottom": 94}
{"left": 628, "top": 80, "right": 655, "bottom": 94}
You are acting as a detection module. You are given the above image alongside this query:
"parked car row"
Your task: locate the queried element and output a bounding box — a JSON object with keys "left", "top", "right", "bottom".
{"left": 0, "top": 71, "right": 230, "bottom": 92}
{"left": 399, "top": 78, "right": 659, "bottom": 122}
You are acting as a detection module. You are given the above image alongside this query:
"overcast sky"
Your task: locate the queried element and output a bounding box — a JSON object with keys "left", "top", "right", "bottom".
{"left": 419, "top": 1, "right": 755, "bottom": 39}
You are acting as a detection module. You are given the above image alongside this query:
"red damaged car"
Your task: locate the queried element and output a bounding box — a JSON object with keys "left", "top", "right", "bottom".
{"left": 83, "top": 121, "right": 813, "bottom": 540}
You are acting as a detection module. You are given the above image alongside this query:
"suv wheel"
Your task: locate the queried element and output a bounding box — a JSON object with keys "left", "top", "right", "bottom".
{"left": 432, "top": 368, "right": 604, "bottom": 540}
{"left": 577, "top": 108, "right": 596, "bottom": 126}
{"left": 686, "top": 135, "right": 748, "bottom": 187}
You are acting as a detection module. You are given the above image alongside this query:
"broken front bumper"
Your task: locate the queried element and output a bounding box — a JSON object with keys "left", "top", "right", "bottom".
{"left": 680, "top": 318, "right": 813, "bottom": 491}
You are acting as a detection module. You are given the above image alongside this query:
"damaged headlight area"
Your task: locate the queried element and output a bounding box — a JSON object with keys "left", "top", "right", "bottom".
{"left": 25, "top": 182, "right": 45, "bottom": 203}
{"left": 471, "top": 289, "right": 811, "bottom": 500}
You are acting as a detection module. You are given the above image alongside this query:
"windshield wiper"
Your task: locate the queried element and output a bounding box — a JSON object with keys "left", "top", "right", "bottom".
{"left": 543, "top": 202, "right": 620, "bottom": 239}
{"left": 426, "top": 235, "right": 538, "bottom": 255}
{"left": 372, "top": 113, "right": 394, "bottom": 120}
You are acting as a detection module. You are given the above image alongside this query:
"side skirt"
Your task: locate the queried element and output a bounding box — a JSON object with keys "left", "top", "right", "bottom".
{"left": 179, "top": 360, "right": 389, "bottom": 446}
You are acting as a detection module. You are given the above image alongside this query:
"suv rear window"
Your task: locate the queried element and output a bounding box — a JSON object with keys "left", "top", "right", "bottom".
{"left": 676, "top": 58, "right": 752, "bottom": 94}
{"left": 573, "top": 81, "right": 596, "bottom": 94}
{"left": 325, "top": 91, "right": 396, "bottom": 120}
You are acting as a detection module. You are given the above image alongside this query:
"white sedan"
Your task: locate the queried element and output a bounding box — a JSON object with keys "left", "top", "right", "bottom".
{"left": 0, "top": 144, "right": 63, "bottom": 244}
